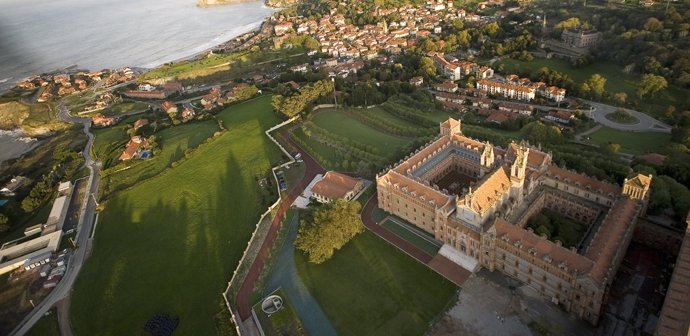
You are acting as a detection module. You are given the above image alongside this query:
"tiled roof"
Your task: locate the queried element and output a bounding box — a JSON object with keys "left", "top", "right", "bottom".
{"left": 546, "top": 165, "right": 620, "bottom": 196}
{"left": 477, "top": 79, "right": 535, "bottom": 94}
{"left": 585, "top": 197, "right": 639, "bottom": 283}
{"left": 493, "top": 217, "right": 593, "bottom": 275}
{"left": 626, "top": 173, "right": 652, "bottom": 189}
{"left": 380, "top": 170, "right": 452, "bottom": 207}
{"left": 506, "top": 143, "right": 550, "bottom": 168}
{"left": 312, "top": 171, "right": 361, "bottom": 199}
{"left": 465, "top": 167, "right": 511, "bottom": 214}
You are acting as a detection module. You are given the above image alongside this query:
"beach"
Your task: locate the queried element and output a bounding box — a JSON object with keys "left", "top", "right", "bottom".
{"left": 0, "top": 0, "right": 276, "bottom": 91}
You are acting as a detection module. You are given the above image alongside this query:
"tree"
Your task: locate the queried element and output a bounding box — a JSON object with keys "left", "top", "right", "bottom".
{"left": 643, "top": 17, "right": 663, "bottom": 32}
{"left": 295, "top": 200, "right": 364, "bottom": 264}
{"left": 584, "top": 74, "right": 607, "bottom": 97}
{"left": 555, "top": 17, "right": 581, "bottom": 30}
{"left": 419, "top": 57, "right": 436, "bottom": 77}
{"left": 613, "top": 92, "right": 627, "bottom": 105}
{"left": 0, "top": 214, "right": 8, "bottom": 233}
{"left": 636, "top": 74, "right": 668, "bottom": 97}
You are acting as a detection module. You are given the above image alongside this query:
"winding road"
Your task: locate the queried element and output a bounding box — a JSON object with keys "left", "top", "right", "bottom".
{"left": 10, "top": 101, "right": 101, "bottom": 336}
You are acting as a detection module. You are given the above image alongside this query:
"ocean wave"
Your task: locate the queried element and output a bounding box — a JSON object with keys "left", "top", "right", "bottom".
{"left": 0, "top": 77, "right": 11, "bottom": 84}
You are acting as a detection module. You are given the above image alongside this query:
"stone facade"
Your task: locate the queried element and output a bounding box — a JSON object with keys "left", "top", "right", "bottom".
{"left": 376, "top": 118, "right": 650, "bottom": 325}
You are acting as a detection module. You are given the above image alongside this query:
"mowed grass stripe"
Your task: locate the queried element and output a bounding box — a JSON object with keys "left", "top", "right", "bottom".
{"left": 295, "top": 231, "right": 457, "bottom": 336}
{"left": 71, "top": 95, "right": 282, "bottom": 335}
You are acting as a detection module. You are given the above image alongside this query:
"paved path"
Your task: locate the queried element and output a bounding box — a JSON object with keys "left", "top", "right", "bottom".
{"left": 11, "top": 100, "right": 101, "bottom": 336}
{"left": 235, "top": 129, "right": 325, "bottom": 321}
{"left": 580, "top": 100, "right": 672, "bottom": 133}
{"left": 263, "top": 211, "right": 337, "bottom": 336}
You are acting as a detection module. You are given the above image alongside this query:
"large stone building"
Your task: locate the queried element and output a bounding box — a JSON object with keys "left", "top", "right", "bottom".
{"left": 655, "top": 213, "right": 690, "bottom": 336}
{"left": 561, "top": 28, "right": 602, "bottom": 48}
{"left": 376, "top": 118, "right": 652, "bottom": 325}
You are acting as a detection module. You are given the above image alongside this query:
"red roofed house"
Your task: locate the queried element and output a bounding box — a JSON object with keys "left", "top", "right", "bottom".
{"left": 274, "top": 22, "right": 293, "bottom": 36}
{"left": 434, "top": 81, "right": 459, "bottom": 93}
{"left": 181, "top": 107, "right": 195, "bottom": 121}
{"left": 311, "top": 171, "right": 365, "bottom": 204}
{"left": 161, "top": 101, "right": 178, "bottom": 114}
{"left": 91, "top": 114, "right": 114, "bottom": 127}
{"left": 133, "top": 118, "right": 149, "bottom": 130}
{"left": 545, "top": 110, "right": 573, "bottom": 124}
{"left": 119, "top": 136, "right": 150, "bottom": 161}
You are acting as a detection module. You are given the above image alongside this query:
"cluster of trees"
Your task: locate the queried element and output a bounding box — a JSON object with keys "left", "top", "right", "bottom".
{"left": 527, "top": 208, "right": 585, "bottom": 248}
{"left": 521, "top": 121, "right": 564, "bottom": 145}
{"left": 295, "top": 200, "right": 364, "bottom": 264}
{"left": 0, "top": 214, "right": 8, "bottom": 233}
{"left": 21, "top": 149, "right": 83, "bottom": 213}
{"left": 544, "top": 5, "right": 690, "bottom": 89}
{"left": 647, "top": 175, "right": 690, "bottom": 225}
{"left": 272, "top": 79, "right": 334, "bottom": 118}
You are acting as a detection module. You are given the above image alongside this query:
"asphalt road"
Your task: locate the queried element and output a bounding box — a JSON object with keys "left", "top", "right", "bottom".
{"left": 10, "top": 101, "right": 101, "bottom": 336}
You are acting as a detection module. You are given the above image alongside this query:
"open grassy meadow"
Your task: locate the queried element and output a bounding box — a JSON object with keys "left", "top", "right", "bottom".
{"left": 140, "top": 47, "right": 307, "bottom": 82}
{"left": 26, "top": 309, "right": 59, "bottom": 336}
{"left": 99, "top": 119, "right": 220, "bottom": 197}
{"left": 586, "top": 127, "right": 671, "bottom": 155}
{"left": 295, "top": 231, "right": 457, "bottom": 336}
{"left": 70, "top": 95, "right": 283, "bottom": 335}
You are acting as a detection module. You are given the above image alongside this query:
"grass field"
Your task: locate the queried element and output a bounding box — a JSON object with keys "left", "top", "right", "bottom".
{"left": 311, "top": 109, "right": 412, "bottom": 155}
{"left": 586, "top": 127, "right": 671, "bottom": 155}
{"left": 498, "top": 58, "right": 689, "bottom": 117}
{"left": 70, "top": 95, "right": 283, "bottom": 335}
{"left": 295, "top": 231, "right": 457, "bottom": 336}
{"left": 140, "top": 47, "right": 307, "bottom": 81}
{"left": 26, "top": 309, "right": 59, "bottom": 336}
{"left": 99, "top": 119, "right": 220, "bottom": 196}
{"left": 381, "top": 219, "right": 441, "bottom": 256}
{"left": 100, "top": 102, "right": 149, "bottom": 117}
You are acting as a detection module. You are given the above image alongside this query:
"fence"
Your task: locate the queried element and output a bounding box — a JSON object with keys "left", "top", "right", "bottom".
{"left": 222, "top": 116, "right": 298, "bottom": 335}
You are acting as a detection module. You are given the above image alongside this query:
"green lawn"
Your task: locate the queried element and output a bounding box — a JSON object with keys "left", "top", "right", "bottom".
{"left": 91, "top": 124, "right": 129, "bottom": 163}
{"left": 99, "top": 119, "right": 220, "bottom": 197}
{"left": 100, "top": 102, "right": 149, "bottom": 117}
{"left": 295, "top": 231, "right": 457, "bottom": 336}
{"left": 381, "top": 219, "right": 440, "bottom": 256}
{"left": 26, "top": 309, "right": 59, "bottom": 336}
{"left": 586, "top": 127, "right": 671, "bottom": 155}
{"left": 311, "top": 110, "right": 412, "bottom": 156}
{"left": 498, "top": 58, "right": 689, "bottom": 118}
{"left": 253, "top": 288, "right": 305, "bottom": 336}
{"left": 70, "top": 95, "right": 283, "bottom": 335}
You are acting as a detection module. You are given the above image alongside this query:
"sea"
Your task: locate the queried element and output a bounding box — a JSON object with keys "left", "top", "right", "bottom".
{"left": 0, "top": 0, "right": 275, "bottom": 161}
{"left": 0, "top": 0, "right": 276, "bottom": 91}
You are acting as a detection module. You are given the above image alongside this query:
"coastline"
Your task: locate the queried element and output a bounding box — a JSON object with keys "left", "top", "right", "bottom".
{"left": 0, "top": 0, "right": 279, "bottom": 93}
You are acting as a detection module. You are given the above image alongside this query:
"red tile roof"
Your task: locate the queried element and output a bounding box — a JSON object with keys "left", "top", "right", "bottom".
{"left": 312, "top": 171, "right": 362, "bottom": 200}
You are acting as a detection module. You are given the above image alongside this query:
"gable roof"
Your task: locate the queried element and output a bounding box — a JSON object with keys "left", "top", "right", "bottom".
{"left": 464, "top": 167, "right": 511, "bottom": 214}
{"left": 312, "top": 171, "right": 361, "bottom": 200}
{"left": 492, "top": 217, "right": 593, "bottom": 275}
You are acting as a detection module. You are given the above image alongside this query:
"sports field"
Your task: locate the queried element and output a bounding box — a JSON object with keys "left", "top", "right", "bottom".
{"left": 295, "top": 231, "right": 457, "bottom": 336}
{"left": 586, "top": 127, "right": 671, "bottom": 155}
{"left": 70, "top": 96, "right": 283, "bottom": 335}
